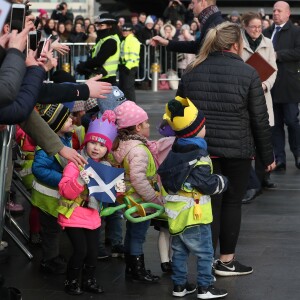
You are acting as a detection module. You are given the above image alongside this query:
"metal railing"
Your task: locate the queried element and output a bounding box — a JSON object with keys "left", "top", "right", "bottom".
{"left": 52, "top": 43, "right": 181, "bottom": 84}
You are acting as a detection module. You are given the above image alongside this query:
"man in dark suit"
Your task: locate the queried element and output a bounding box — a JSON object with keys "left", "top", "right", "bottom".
{"left": 263, "top": 1, "right": 300, "bottom": 171}
{"left": 150, "top": 0, "right": 224, "bottom": 54}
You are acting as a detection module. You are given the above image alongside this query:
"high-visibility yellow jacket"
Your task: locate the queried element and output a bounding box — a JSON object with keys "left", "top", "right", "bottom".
{"left": 120, "top": 33, "right": 141, "bottom": 70}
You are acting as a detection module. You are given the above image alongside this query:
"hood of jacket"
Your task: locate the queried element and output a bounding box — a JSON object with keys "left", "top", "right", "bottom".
{"left": 112, "top": 139, "right": 144, "bottom": 164}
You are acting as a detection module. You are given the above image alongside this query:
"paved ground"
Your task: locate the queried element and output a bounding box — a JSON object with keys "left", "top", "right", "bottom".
{"left": 1, "top": 89, "right": 300, "bottom": 300}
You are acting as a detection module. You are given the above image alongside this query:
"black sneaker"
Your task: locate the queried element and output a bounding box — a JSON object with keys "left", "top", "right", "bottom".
{"left": 197, "top": 285, "right": 228, "bottom": 299}
{"left": 214, "top": 259, "right": 253, "bottom": 276}
{"left": 97, "top": 250, "right": 111, "bottom": 260}
{"left": 173, "top": 282, "right": 196, "bottom": 297}
{"left": 111, "top": 244, "right": 125, "bottom": 258}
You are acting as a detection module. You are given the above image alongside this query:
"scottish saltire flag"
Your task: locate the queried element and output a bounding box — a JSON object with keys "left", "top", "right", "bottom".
{"left": 85, "top": 158, "right": 124, "bottom": 203}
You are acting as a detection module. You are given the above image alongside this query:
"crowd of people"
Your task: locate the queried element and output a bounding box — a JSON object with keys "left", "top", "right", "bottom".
{"left": 1, "top": 0, "right": 300, "bottom": 299}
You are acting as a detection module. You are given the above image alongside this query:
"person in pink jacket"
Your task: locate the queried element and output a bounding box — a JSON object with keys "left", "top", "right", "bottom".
{"left": 111, "top": 101, "right": 164, "bottom": 284}
{"left": 58, "top": 110, "right": 124, "bottom": 295}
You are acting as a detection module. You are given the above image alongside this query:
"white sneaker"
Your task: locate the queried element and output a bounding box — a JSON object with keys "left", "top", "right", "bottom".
{"left": 0, "top": 241, "right": 8, "bottom": 248}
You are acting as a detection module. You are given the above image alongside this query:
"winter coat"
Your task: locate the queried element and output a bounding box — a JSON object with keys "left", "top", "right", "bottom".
{"left": 58, "top": 161, "right": 101, "bottom": 230}
{"left": 112, "top": 139, "right": 163, "bottom": 206}
{"left": 32, "top": 135, "right": 72, "bottom": 188}
{"left": 0, "top": 48, "right": 26, "bottom": 108}
{"left": 0, "top": 66, "right": 45, "bottom": 124}
{"left": 263, "top": 20, "right": 300, "bottom": 103}
{"left": 241, "top": 31, "right": 277, "bottom": 126}
{"left": 68, "top": 32, "right": 88, "bottom": 56}
{"left": 167, "top": 11, "right": 224, "bottom": 54}
{"left": 177, "top": 51, "right": 274, "bottom": 167}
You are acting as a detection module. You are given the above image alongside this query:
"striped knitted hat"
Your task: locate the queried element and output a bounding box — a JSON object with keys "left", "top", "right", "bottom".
{"left": 164, "top": 96, "right": 205, "bottom": 138}
{"left": 37, "top": 103, "right": 70, "bottom": 133}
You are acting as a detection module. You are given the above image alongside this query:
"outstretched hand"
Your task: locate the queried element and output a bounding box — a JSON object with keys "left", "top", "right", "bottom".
{"left": 85, "top": 75, "right": 112, "bottom": 99}
{"left": 58, "top": 146, "right": 87, "bottom": 167}
{"left": 150, "top": 36, "right": 169, "bottom": 47}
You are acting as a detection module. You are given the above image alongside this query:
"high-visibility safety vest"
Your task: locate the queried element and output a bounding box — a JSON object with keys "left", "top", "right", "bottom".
{"left": 164, "top": 159, "right": 213, "bottom": 235}
{"left": 120, "top": 33, "right": 141, "bottom": 70}
{"left": 91, "top": 34, "right": 121, "bottom": 79}
{"left": 123, "top": 144, "right": 160, "bottom": 201}
{"left": 74, "top": 125, "right": 85, "bottom": 147}
{"left": 31, "top": 150, "right": 66, "bottom": 218}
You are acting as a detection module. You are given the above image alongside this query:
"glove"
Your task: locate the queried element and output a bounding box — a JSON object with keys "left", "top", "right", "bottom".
{"left": 78, "top": 169, "right": 93, "bottom": 185}
{"left": 115, "top": 179, "right": 126, "bottom": 193}
{"left": 76, "top": 61, "right": 92, "bottom": 76}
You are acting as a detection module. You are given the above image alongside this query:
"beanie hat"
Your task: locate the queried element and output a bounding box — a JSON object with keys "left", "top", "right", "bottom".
{"left": 114, "top": 101, "right": 148, "bottom": 129}
{"left": 97, "top": 86, "right": 127, "bottom": 118}
{"left": 38, "top": 9, "right": 48, "bottom": 19}
{"left": 72, "top": 101, "right": 85, "bottom": 113}
{"left": 37, "top": 103, "right": 70, "bottom": 133}
{"left": 84, "top": 98, "right": 99, "bottom": 112}
{"left": 164, "top": 96, "right": 205, "bottom": 138}
{"left": 145, "top": 16, "right": 154, "bottom": 25}
{"left": 95, "top": 13, "right": 117, "bottom": 24}
{"left": 82, "top": 110, "right": 117, "bottom": 152}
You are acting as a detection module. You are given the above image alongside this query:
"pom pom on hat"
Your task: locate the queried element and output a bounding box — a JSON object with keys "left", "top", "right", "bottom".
{"left": 164, "top": 96, "right": 205, "bottom": 138}
{"left": 82, "top": 110, "right": 117, "bottom": 152}
{"left": 114, "top": 101, "right": 148, "bottom": 129}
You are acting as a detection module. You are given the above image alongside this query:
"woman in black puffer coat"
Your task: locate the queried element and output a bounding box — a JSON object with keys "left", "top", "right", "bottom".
{"left": 177, "top": 22, "right": 275, "bottom": 277}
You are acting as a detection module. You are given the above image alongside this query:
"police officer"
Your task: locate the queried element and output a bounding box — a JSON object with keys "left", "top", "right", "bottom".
{"left": 76, "top": 13, "right": 122, "bottom": 84}
{"left": 119, "top": 23, "right": 141, "bottom": 102}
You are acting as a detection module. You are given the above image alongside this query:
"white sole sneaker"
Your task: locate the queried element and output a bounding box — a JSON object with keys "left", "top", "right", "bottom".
{"left": 197, "top": 291, "right": 228, "bottom": 299}
{"left": 173, "top": 288, "right": 196, "bottom": 297}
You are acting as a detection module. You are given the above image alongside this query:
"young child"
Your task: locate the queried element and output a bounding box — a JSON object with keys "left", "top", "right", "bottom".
{"left": 158, "top": 97, "right": 229, "bottom": 299}
{"left": 16, "top": 126, "right": 41, "bottom": 244}
{"left": 57, "top": 111, "right": 124, "bottom": 295}
{"left": 70, "top": 100, "right": 86, "bottom": 150}
{"left": 31, "top": 103, "right": 74, "bottom": 274}
{"left": 111, "top": 101, "right": 164, "bottom": 283}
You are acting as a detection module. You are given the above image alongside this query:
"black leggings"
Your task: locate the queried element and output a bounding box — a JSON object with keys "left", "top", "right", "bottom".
{"left": 65, "top": 227, "right": 100, "bottom": 269}
{"left": 211, "top": 158, "right": 252, "bottom": 255}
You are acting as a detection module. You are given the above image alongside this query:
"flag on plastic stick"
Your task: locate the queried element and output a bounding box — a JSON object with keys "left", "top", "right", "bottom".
{"left": 85, "top": 158, "right": 124, "bottom": 203}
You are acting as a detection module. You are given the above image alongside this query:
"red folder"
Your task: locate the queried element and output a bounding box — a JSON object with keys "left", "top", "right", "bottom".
{"left": 245, "top": 52, "right": 276, "bottom": 82}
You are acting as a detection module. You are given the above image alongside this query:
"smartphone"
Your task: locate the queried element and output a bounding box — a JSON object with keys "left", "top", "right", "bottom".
{"left": 34, "top": 17, "right": 40, "bottom": 29}
{"left": 10, "top": 3, "right": 26, "bottom": 33}
{"left": 37, "top": 30, "right": 42, "bottom": 44}
{"left": 28, "top": 31, "right": 37, "bottom": 51}
{"left": 36, "top": 39, "right": 45, "bottom": 58}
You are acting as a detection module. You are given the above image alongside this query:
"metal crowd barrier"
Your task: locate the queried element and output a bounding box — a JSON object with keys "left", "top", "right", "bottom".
{"left": 0, "top": 126, "right": 33, "bottom": 260}
{"left": 51, "top": 43, "right": 182, "bottom": 85}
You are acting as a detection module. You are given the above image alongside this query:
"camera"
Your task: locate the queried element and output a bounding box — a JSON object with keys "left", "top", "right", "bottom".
{"left": 57, "top": 3, "right": 65, "bottom": 11}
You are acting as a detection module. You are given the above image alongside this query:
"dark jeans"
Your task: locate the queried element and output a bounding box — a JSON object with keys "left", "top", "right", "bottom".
{"left": 39, "top": 210, "right": 62, "bottom": 261}
{"left": 119, "top": 67, "right": 137, "bottom": 102}
{"left": 66, "top": 226, "right": 100, "bottom": 269}
{"left": 272, "top": 102, "right": 300, "bottom": 163}
{"left": 98, "top": 203, "right": 123, "bottom": 252}
{"left": 124, "top": 220, "right": 150, "bottom": 255}
{"left": 211, "top": 158, "right": 252, "bottom": 255}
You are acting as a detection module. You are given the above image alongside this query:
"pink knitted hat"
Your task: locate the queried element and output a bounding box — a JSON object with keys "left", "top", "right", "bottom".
{"left": 114, "top": 101, "right": 148, "bottom": 129}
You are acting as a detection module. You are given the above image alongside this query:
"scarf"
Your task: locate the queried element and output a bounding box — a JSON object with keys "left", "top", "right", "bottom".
{"left": 245, "top": 31, "right": 262, "bottom": 52}
{"left": 199, "top": 5, "right": 219, "bottom": 28}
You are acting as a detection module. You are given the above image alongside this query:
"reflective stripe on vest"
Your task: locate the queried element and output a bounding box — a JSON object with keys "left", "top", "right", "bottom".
{"left": 32, "top": 180, "right": 60, "bottom": 199}
{"left": 92, "top": 34, "right": 121, "bottom": 79}
{"left": 164, "top": 194, "right": 210, "bottom": 220}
